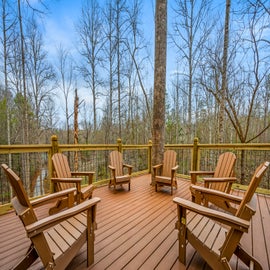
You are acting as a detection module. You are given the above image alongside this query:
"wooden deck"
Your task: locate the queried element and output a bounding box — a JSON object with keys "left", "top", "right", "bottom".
{"left": 0, "top": 174, "right": 270, "bottom": 270}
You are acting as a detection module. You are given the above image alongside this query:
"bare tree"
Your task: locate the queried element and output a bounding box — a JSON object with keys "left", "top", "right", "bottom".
{"left": 112, "top": 0, "right": 131, "bottom": 139}
{"left": 202, "top": 0, "right": 270, "bottom": 144}
{"left": 16, "top": 0, "right": 30, "bottom": 147}
{"left": 117, "top": 0, "right": 152, "bottom": 144}
{"left": 198, "top": 0, "right": 270, "bottom": 182}
{"left": 26, "top": 18, "right": 55, "bottom": 143}
{"left": 168, "top": 70, "right": 186, "bottom": 143}
{"left": 56, "top": 45, "right": 75, "bottom": 144}
{"left": 171, "top": 0, "right": 214, "bottom": 142}
{"left": 1, "top": 0, "right": 14, "bottom": 147}
{"left": 77, "top": 0, "right": 104, "bottom": 134}
{"left": 101, "top": 0, "right": 130, "bottom": 143}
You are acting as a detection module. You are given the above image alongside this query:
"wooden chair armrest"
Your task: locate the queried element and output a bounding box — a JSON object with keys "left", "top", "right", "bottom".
{"left": 26, "top": 197, "right": 101, "bottom": 237}
{"left": 153, "top": 164, "right": 163, "bottom": 177}
{"left": 190, "top": 185, "right": 243, "bottom": 204}
{"left": 189, "top": 170, "right": 215, "bottom": 184}
{"left": 51, "top": 177, "right": 82, "bottom": 195}
{"left": 80, "top": 184, "right": 95, "bottom": 200}
{"left": 71, "top": 171, "right": 95, "bottom": 185}
{"left": 170, "top": 165, "right": 179, "bottom": 179}
{"left": 173, "top": 197, "right": 249, "bottom": 232}
{"left": 189, "top": 170, "right": 215, "bottom": 176}
{"left": 123, "top": 164, "right": 133, "bottom": 174}
{"left": 108, "top": 165, "right": 116, "bottom": 171}
{"left": 108, "top": 165, "right": 116, "bottom": 178}
{"left": 30, "top": 188, "right": 76, "bottom": 207}
{"left": 51, "top": 177, "right": 82, "bottom": 183}
{"left": 153, "top": 164, "right": 163, "bottom": 169}
{"left": 123, "top": 164, "right": 133, "bottom": 168}
{"left": 71, "top": 171, "right": 95, "bottom": 176}
{"left": 203, "top": 177, "right": 237, "bottom": 183}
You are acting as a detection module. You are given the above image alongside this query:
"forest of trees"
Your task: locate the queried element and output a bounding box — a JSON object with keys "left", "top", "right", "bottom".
{"left": 0, "top": 0, "right": 269, "bottom": 146}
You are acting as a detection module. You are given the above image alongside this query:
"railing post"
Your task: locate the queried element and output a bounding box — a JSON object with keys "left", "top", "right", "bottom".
{"left": 117, "top": 138, "right": 122, "bottom": 153}
{"left": 50, "top": 135, "right": 59, "bottom": 192}
{"left": 148, "top": 140, "right": 152, "bottom": 174}
{"left": 51, "top": 135, "right": 59, "bottom": 155}
{"left": 192, "top": 137, "right": 199, "bottom": 173}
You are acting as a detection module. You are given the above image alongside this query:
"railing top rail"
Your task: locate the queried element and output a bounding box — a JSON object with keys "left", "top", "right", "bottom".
{"left": 195, "top": 143, "right": 270, "bottom": 150}
{"left": 1, "top": 143, "right": 270, "bottom": 155}
{"left": 0, "top": 137, "right": 269, "bottom": 209}
{"left": 0, "top": 145, "right": 51, "bottom": 154}
{"left": 165, "top": 144, "right": 193, "bottom": 149}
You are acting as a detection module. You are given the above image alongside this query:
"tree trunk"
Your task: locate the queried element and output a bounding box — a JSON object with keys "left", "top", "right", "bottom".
{"left": 18, "top": 0, "right": 30, "bottom": 191}
{"left": 152, "top": 0, "right": 167, "bottom": 183}
{"left": 219, "top": 0, "right": 230, "bottom": 143}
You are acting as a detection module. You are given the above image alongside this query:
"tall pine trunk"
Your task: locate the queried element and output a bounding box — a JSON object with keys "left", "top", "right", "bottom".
{"left": 219, "top": 0, "right": 230, "bottom": 143}
{"left": 152, "top": 0, "right": 167, "bottom": 183}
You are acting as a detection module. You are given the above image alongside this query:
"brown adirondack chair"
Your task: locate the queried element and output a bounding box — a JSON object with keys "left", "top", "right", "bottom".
{"left": 153, "top": 150, "right": 179, "bottom": 195}
{"left": 174, "top": 161, "right": 269, "bottom": 270}
{"left": 1, "top": 163, "right": 100, "bottom": 270}
{"left": 51, "top": 153, "right": 95, "bottom": 212}
{"left": 190, "top": 152, "right": 237, "bottom": 203}
{"left": 108, "top": 150, "right": 133, "bottom": 191}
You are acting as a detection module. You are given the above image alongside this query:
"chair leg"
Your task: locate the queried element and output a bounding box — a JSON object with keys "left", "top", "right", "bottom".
{"left": 177, "top": 206, "right": 187, "bottom": 265}
{"left": 234, "top": 245, "right": 263, "bottom": 270}
{"left": 13, "top": 245, "right": 39, "bottom": 270}
{"left": 87, "top": 208, "right": 95, "bottom": 267}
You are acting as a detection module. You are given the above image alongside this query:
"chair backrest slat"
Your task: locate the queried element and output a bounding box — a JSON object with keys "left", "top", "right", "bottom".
{"left": 211, "top": 152, "right": 236, "bottom": 191}
{"left": 162, "top": 150, "right": 177, "bottom": 177}
{"left": 52, "top": 153, "right": 74, "bottom": 190}
{"left": 236, "top": 161, "right": 269, "bottom": 218}
{"left": 2, "top": 164, "right": 30, "bottom": 207}
{"left": 1, "top": 164, "right": 38, "bottom": 225}
{"left": 109, "top": 151, "right": 123, "bottom": 176}
{"left": 214, "top": 152, "right": 236, "bottom": 177}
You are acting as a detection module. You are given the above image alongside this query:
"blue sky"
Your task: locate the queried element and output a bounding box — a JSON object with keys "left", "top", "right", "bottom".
{"left": 35, "top": 0, "right": 227, "bottom": 78}
{"left": 38, "top": 0, "right": 157, "bottom": 119}
{"left": 40, "top": 0, "right": 225, "bottom": 78}
{"left": 43, "top": 1, "right": 86, "bottom": 59}
{"left": 43, "top": 0, "right": 156, "bottom": 65}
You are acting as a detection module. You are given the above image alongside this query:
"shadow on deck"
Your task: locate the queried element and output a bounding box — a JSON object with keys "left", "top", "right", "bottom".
{"left": 0, "top": 174, "right": 269, "bottom": 270}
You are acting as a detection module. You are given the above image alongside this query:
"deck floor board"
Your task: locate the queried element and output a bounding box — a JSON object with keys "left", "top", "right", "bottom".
{"left": 0, "top": 174, "right": 269, "bottom": 270}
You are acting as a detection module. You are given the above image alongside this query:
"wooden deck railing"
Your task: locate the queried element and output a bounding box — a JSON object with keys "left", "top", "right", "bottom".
{"left": 0, "top": 135, "right": 269, "bottom": 208}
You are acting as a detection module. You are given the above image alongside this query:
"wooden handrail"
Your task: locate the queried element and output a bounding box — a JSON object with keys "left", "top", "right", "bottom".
{"left": 0, "top": 135, "right": 269, "bottom": 209}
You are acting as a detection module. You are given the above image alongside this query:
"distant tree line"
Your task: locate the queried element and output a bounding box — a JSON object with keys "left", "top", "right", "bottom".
{"left": 0, "top": 0, "right": 269, "bottom": 147}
